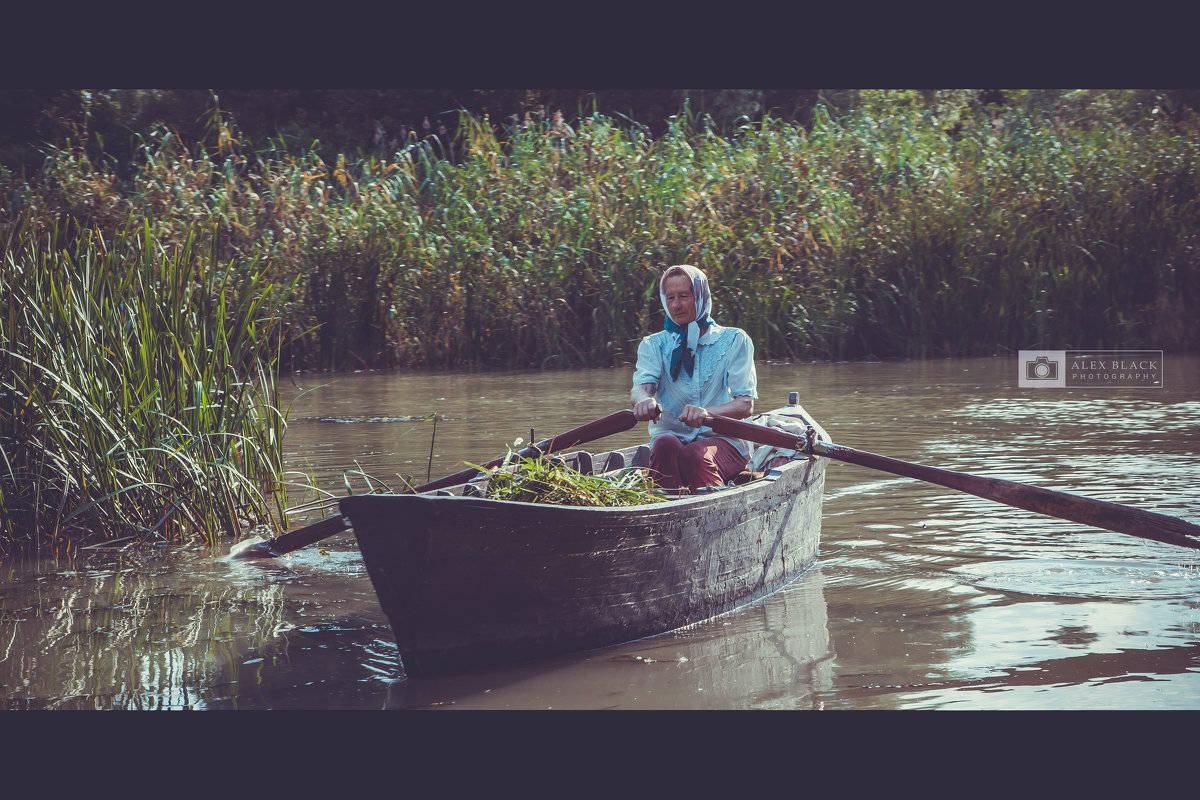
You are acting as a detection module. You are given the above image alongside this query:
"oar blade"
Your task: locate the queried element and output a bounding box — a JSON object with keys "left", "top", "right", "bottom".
{"left": 703, "top": 413, "right": 1200, "bottom": 552}
{"left": 228, "top": 513, "right": 349, "bottom": 560}
{"left": 815, "top": 441, "right": 1200, "bottom": 552}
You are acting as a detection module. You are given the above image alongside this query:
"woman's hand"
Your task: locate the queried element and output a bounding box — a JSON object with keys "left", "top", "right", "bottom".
{"left": 633, "top": 396, "right": 661, "bottom": 421}
{"left": 678, "top": 396, "right": 752, "bottom": 427}
{"left": 631, "top": 384, "right": 661, "bottom": 421}
{"left": 678, "top": 404, "right": 708, "bottom": 428}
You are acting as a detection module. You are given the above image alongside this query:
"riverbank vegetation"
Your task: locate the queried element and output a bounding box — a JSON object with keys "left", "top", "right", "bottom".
{"left": 4, "top": 90, "right": 1197, "bottom": 370}
{"left": 2, "top": 88, "right": 1197, "bottom": 550}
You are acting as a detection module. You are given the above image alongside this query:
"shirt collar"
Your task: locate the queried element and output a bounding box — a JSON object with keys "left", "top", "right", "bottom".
{"left": 697, "top": 322, "right": 724, "bottom": 344}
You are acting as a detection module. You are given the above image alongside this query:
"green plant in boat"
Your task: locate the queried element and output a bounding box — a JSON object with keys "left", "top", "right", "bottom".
{"left": 476, "top": 455, "right": 666, "bottom": 507}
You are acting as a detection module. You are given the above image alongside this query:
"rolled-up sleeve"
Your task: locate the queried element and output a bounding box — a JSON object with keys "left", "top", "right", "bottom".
{"left": 725, "top": 330, "right": 758, "bottom": 398}
{"left": 631, "top": 335, "right": 664, "bottom": 387}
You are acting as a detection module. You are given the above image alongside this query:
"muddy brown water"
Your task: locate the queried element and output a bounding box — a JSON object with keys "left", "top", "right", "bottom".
{"left": 3, "top": 357, "right": 1199, "bottom": 710}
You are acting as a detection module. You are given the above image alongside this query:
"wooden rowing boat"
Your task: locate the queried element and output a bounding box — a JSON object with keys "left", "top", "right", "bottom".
{"left": 338, "top": 395, "right": 829, "bottom": 677}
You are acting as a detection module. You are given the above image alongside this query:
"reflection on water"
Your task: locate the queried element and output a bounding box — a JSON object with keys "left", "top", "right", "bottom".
{"left": 0, "top": 539, "right": 404, "bottom": 710}
{"left": 3, "top": 356, "right": 1199, "bottom": 709}
{"left": 385, "top": 567, "right": 834, "bottom": 710}
{"left": 0, "top": 547, "right": 290, "bottom": 710}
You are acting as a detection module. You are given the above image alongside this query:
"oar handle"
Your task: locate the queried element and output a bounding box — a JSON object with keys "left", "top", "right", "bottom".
{"left": 491, "top": 409, "right": 639, "bottom": 467}
{"left": 702, "top": 414, "right": 805, "bottom": 450}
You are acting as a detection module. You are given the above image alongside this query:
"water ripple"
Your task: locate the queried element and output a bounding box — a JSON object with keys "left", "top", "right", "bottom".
{"left": 950, "top": 558, "right": 1200, "bottom": 600}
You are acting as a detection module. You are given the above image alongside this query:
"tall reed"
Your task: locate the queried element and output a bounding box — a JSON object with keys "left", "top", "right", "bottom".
{"left": 0, "top": 215, "right": 292, "bottom": 552}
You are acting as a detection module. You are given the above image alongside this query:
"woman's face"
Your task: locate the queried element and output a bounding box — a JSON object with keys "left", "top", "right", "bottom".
{"left": 663, "top": 274, "right": 696, "bottom": 326}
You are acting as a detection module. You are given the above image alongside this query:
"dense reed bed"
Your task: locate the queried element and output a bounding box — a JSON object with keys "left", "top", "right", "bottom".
{"left": 0, "top": 217, "right": 291, "bottom": 552}
{"left": 5, "top": 103, "right": 1197, "bottom": 371}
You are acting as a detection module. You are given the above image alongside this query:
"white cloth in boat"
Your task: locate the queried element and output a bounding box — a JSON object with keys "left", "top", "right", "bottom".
{"left": 746, "top": 414, "right": 809, "bottom": 472}
{"left": 632, "top": 323, "right": 758, "bottom": 458}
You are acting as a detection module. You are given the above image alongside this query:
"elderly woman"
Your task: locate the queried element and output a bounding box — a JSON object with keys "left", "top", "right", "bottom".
{"left": 630, "top": 265, "right": 757, "bottom": 492}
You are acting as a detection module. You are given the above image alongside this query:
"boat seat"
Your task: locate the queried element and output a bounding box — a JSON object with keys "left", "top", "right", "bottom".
{"left": 602, "top": 451, "right": 625, "bottom": 472}
{"left": 572, "top": 451, "right": 594, "bottom": 475}
{"left": 631, "top": 445, "right": 651, "bottom": 468}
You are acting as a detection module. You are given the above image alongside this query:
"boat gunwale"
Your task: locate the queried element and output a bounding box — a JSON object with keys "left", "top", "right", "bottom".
{"left": 409, "top": 458, "right": 810, "bottom": 514}
{"left": 407, "top": 400, "right": 830, "bottom": 512}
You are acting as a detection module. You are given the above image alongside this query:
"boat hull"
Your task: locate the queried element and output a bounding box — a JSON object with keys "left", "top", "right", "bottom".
{"left": 341, "top": 448, "right": 826, "bottom": 677}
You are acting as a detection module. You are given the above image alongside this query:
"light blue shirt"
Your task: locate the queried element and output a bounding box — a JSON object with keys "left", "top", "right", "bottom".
{"left": 632, "top": 323, "right": 758, "bottom": 457}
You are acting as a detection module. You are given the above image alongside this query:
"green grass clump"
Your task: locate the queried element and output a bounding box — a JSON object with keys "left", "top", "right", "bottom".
{"left": 0, "top": 215, "right": 293, "bottom": 553}
{"left": 479, "top": 455, "right": 666, "bottom": 507}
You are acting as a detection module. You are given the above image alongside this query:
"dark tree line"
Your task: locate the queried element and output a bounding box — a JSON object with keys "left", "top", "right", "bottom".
{"left": 3, "top": 88, "right": 1197, "bottom": 177}
{"left": 0, "top": 89, "right": 825, "bottom": 174}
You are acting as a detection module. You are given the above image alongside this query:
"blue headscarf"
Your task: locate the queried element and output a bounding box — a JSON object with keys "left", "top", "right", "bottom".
{"left": 660, "top": 265, "right": 715, "bottom": 380}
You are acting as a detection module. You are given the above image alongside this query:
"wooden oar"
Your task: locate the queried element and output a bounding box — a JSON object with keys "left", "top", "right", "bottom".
{"left": 229, "top": 409, "right": 640, "bottom": 559}
{"left": 705, "top": 413, "right": 1200, "bottom": 551}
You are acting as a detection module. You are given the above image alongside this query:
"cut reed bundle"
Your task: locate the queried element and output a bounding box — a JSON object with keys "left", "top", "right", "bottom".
{"left": 479, "top": 455, "right": 666, "bottom": 507}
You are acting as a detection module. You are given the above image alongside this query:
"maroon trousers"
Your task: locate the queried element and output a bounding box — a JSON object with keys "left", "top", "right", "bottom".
{"left": 649, "top": 434, "right": 747, "bottom": 492}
